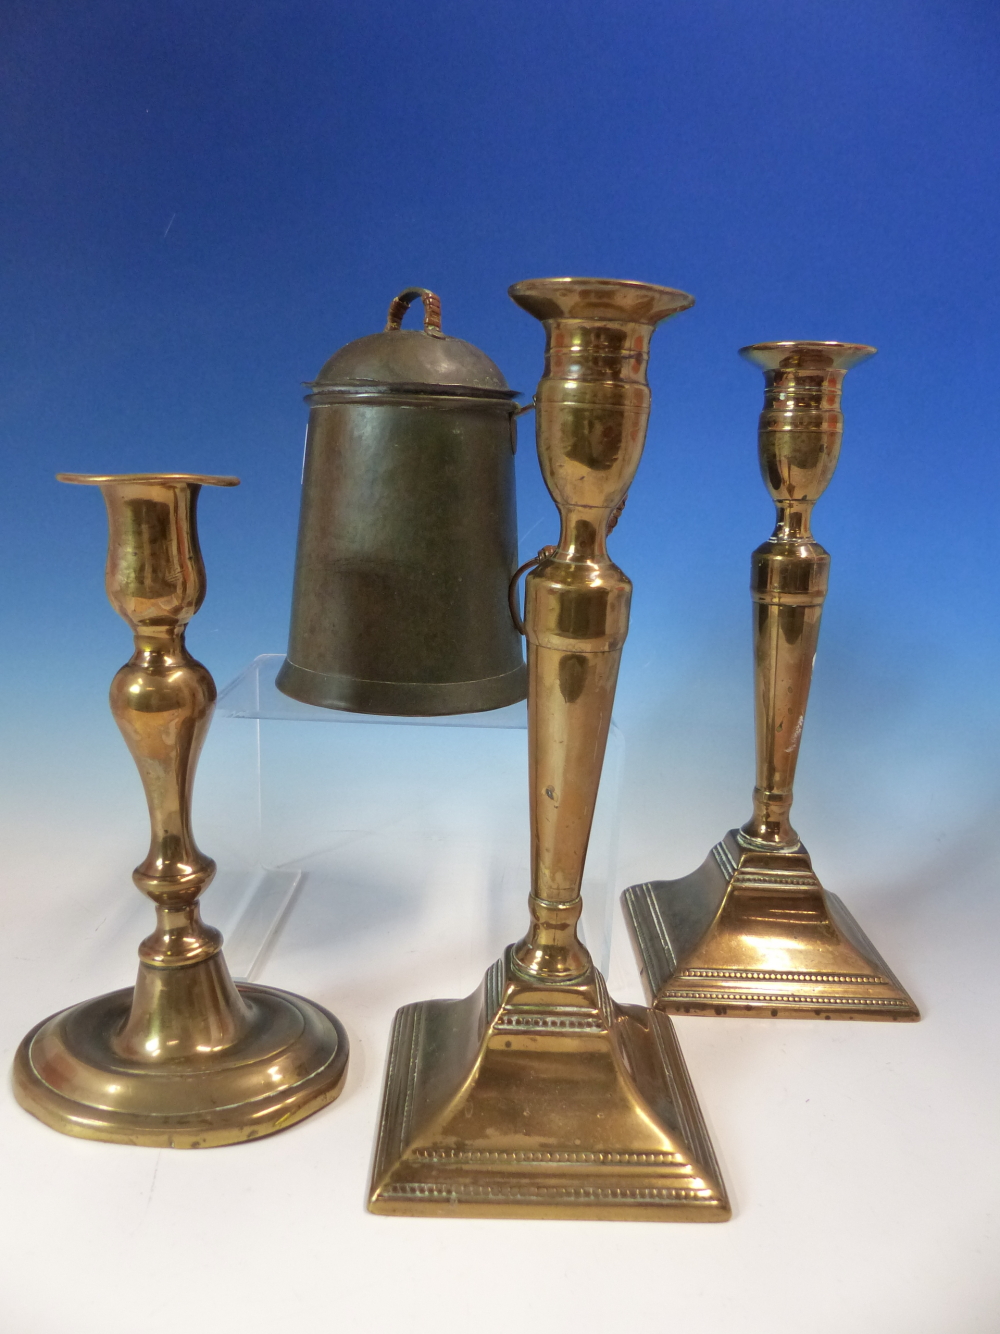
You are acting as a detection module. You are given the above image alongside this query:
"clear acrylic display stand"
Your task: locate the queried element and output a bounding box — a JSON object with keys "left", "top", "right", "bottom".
{"left": 199, "top": 655, "right": 622, "bottom": 983}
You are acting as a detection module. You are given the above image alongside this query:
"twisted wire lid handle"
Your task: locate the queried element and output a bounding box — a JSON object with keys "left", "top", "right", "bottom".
{"left": 384, "top": 287, "right": 444, "bottom": 337}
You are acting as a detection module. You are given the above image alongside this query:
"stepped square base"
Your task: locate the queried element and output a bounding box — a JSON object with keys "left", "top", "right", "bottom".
{"left": 368, "top": 947, "right": 729, "bottom": 1221}
{"left": 622, "top": 831, "right": 919, "bottom": 1021}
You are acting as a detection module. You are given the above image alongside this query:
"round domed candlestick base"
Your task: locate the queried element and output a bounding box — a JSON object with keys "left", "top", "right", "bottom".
{"left": 16, "top": 979, "right": 348, "bottom": 1148}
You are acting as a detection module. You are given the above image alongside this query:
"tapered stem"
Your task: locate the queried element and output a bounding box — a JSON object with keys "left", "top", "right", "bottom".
{"left": 737, "top": 342, "right": 875, "bottom": 848}
{"left": 743, "top": 503, "right": 828, "bottom": 847}
{"left": 508, "top": 278, "right": 695, "bottom": 980}
{"left": 518, "top": 517, "right": 628, "bottom": 979}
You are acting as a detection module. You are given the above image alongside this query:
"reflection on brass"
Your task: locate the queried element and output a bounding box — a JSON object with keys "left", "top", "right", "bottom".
{"left": 623, "top": 344, "right": 919, "bottom": 1021}
{"left": 277, "top": 287, "right": 527, "bottom": 716}
{"left": 13, "top": 474, "right": 348, "bottom": 1146}
{"left": 368, "top": 280, "right": 729, "bottom": 1221}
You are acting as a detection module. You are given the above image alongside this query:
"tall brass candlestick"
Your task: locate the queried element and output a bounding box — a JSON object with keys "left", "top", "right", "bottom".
{"left": 368, "top": 279, "right": 729, "bottom": 1221}
{"left": 14, "top": 474, "right": 348, "bottom": 1146}
{"left": 623, "top": 343, "right": 919, "bottom": 1020}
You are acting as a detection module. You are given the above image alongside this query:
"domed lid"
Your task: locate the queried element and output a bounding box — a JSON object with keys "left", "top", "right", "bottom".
{"left": 310, "top": 288, "right": 517, "bottom": 399}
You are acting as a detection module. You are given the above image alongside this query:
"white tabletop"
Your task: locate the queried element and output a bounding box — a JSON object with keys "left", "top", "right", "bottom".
{"left": 1, "top": 704, "right": 996, "bottom": 1334}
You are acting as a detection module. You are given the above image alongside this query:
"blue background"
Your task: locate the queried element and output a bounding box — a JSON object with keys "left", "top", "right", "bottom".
{"left": 2, "top": 0, "right": 998, "bottom": 885}
{"left": 3, "top": 10, "right": 999, "bottom": 1327}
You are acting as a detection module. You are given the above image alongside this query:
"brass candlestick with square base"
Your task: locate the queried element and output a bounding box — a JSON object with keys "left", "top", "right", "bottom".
{"left": 368, "top": 279, "right": 730, "bottom": 1221}
{"left": 623, "top": 343, "right": 919, "bottom": 1022}
{"left": 13, "top": 474, "right": 348, "bottom": 1147}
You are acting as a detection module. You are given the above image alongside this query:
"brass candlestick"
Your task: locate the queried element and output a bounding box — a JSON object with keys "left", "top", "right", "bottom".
{"left": 623, "top": 343, "right": 920, "bottom": 1021}
{"left": 368, "top": 279, "right": 729, "bottom": 1221}
{"left": 14, "top": 474, "right": 348, "bottom": 1146}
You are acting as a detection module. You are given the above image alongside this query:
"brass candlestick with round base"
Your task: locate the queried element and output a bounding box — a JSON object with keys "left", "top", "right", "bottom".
{"left": 367, "top": 280, "right": 729, "bottom": 1221}
{"left": 13, "top": 473, "right": 348, "bottom": 1147}
{"left": 623, "top": 343, "right": 920, "bottom": 1021}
